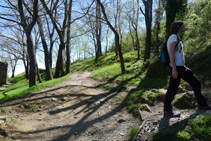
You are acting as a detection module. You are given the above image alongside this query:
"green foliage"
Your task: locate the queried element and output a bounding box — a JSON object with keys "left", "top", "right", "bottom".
{"left": 154, "top": 115, "right": 211, "bottom": 141}
{"left": 173, "top": 93, "right": 197, "bottom": 109}
{"left": 177, "top": 114, "right": 211, "bottom": 140}
{"left": 0, "top": 72, "right": 71, "bottom": 102}
{"left": 183, "top": 0, "right": 211, "bottom": 85}
{"left": 8, "top": 73, "right": 26, "bottom": 83}
{"left": 71, "top": 51, "right": 169, "bottom": 117}
{"left": 177, "top": 131, "right": 191, "bottom": 140}
{"left": 92, "top": 63, "right": 121, "bottom": 81}
{"left": 127, "top": 89, "right": 165, "bottom": 117}
{"left": 128, "top": 126, "right": 139, "bottom": 141}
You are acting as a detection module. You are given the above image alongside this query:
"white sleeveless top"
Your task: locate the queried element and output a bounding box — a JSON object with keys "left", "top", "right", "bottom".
{"left": 167, "top": 34, "right": 185, "bottom": 66}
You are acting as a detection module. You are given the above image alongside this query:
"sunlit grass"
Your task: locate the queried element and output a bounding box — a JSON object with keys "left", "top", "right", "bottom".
{"left": 0, "top": 73, "right": 71, "bottom": 102}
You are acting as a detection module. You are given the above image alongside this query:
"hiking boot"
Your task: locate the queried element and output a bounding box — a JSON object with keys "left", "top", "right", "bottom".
{"left": 164, "top": 111, "right": 180, "bottom": 118}
{"left": 198, "top": 105, "right": 211, "bottom": 110}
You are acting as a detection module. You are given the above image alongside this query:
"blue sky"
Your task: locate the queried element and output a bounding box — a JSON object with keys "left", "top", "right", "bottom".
{"left": 0, "top": 0, "right": 196, "bottom": 76}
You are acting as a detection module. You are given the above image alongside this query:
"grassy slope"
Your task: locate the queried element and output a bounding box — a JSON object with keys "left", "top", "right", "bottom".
{"left": 71, "top": 51, "right": 170, "bottom": 116}
{"left": 0, "top": 71, "right": 71, "bottom": 102}
{"left": 1, "top": 49, "right": 210, "bottom": 140}
{"left": 71, "top": 51, "right": 211, "bottom": 141}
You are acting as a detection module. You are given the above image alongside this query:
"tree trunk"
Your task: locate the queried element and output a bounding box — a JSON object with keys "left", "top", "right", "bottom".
{"left": 95, "top": 1, "right": 102, "bottom": 61}
{"left": 135, "top": 29, "right": 141, "bottom": 60}
{"left": 55, "top": 43, "right": 65, "bottom": 78}
{"left": 18, "top": 0, "right": 38, "bottom": 86}
{"left": 165, "top": 0, "right": 177, "bottom": 41}
{"left": 97, "top": 0, "right": 125, "bottom": 74}
{"left": 156, "top": 21, "right": 160, "bottom": 54}
{"left": 115, "top": 34, "right": 125, "bottom": 74}
{"left": 66, "top": 0, "right": 73, "bottom": 74}
{"left": 129, "top": 22, "right": 136, "bottom": 50}
{"left": 37, "top": 17, "right": 53, "bottom": 80}
{"left": 26, "top": 33, "right": 37, "bottom": 87}
{"left": 11, "top": 59, "right": 18, "bottom": 78}
{"left": 23, "top": 56, "right": 29, "bottom": 79}
{"left": 141, "top": 0, "right": 152, "bottom": 61}
{"left": 49, "top": 38, "right": 54, "bottom": 69}
{"left": 36, "top": 64, "right": 42, "bottom": 83}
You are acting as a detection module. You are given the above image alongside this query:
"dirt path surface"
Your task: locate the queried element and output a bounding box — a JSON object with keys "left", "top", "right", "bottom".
{"left": 0, "top": 71, "right": 139, "bottom": 141}
{"left": 0, "top": 71, "right": 211, "bottom": 141}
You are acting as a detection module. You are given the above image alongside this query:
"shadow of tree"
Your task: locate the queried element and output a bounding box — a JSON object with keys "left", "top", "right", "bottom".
{"left": 154, "top": 110, "right": 207, "bottom": 141}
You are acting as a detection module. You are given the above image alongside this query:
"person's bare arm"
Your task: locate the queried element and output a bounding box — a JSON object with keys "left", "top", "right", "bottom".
{"left": 169, "top": 42, "right": 178, "bottom": 79}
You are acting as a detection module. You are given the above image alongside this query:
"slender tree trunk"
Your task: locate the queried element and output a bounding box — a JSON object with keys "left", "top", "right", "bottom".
{"left": 129, "top": 22, "right": 136, "bottom": 50}
{"left": 36, "top": 64, "right": 42, "bottom": 83}
{"left": 140, "top": 0, "right": 152, "bottom": 61}
{"left": 40, "top": 0, "right": 66, "bottom": 78}
{"left": 23, "top": 56, "right": 29, "bottom": 79}
{"left": 37, "top": 17, "right": 53, "bottom": 80}
{"left": 18, "top": 0, "right": 38, "bottom": 86}
{"left": 95, "top": 1, "right": 102, "bottom": 61}
{"left": 135, "top": 0, "right": 141, "bottom": 60}
{"left": 55, "top": 43, "right": 65, "bottom": 78}
{"left": 105, "top": 28, "right": 109, "bottom": 55}
{"left": 49, "top": 39, "right": 53, "bottom": 68}
{"left": 135, "top": 28, "right": 141, "bottom": 60}
{"left": 66, "top": 0, "right": 73, "bottom": 74}
{"left": 165, "top": 0, "right": 177, "bottom": 41}
{"left": 97, "top": 0, "right": 126, "bottom": 74}
{"left": 156, "top": 21, "right": 160, "bottom": 54}
{"left": 26, "top": 33, "right": 37, "bottom": 87}
{"left": 11, "top": 59, "right": 18, "bottom": 78}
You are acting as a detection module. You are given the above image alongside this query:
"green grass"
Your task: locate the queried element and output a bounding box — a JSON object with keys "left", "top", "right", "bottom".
{"left": 128, "top": 126, "right": 140, "bottom": 141}
{"left": 153, "top": 114, "right": 211, "bottom": 141}
{"left": 126, "top": 89, "right": 165, "bottom": 117}
{"left": 70, "top": 52, "right": 170, "bottom": 117}
{"left": 0, "top": 72, "right": 71, "bottom": 102}
{"left": 177, "top": 114, "right": 211, "bottom": 140}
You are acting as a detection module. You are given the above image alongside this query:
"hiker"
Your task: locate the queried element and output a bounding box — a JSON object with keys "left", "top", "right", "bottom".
{"left": 163, "top": 21, "right": 211, "bottom": 117}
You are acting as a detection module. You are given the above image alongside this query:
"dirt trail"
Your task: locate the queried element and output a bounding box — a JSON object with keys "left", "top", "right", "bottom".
{"left": 0, "top": 71, "right": 139, "bottom": 141}
{"left": 0, "top": 71, "right": 211, "bottom": 141}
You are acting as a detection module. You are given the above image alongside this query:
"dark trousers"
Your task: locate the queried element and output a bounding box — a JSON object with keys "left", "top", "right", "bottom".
{"left": 164, "top": 66, "right": 208, "bottom": 112}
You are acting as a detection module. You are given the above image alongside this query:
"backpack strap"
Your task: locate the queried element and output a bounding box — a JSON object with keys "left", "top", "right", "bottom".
{"left": 175, "top": 34, "right": 180, "bottom": 52}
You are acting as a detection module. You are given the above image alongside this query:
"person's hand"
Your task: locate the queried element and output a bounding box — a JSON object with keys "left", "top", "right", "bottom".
{"left": 172, "top": 68, "right": 178, "bottom": 79}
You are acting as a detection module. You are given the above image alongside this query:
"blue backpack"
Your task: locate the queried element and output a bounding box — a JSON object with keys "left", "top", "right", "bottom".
{"left": 159, "top": 34, "right": 180, "bottom": 66}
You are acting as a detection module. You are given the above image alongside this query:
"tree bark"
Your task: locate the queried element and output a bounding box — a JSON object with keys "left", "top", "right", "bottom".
{"left": 36, "top": 64, "right": 42, "bottom": 83}
{"left": 40, "top": 0, "right": 66, "bottom": 78}
{"left": 95, "top": 1, "right": 102, "bottom": 61}
{"left": 18, "top": 0, "right": 38, "bottom": 87}
{"left": 165, "top": 0, "right": 177, "bottom": 41}
{"left": 11, "top": 59, "right": 18, "bottom": 78}
{"left": 55, "top": 43, "right": 65, "bottom": 77}
{"left": 37, "top": 17, "right": 53, "bottom": 80}
{"left": 97, "top": 0, "right": 126, "bottom": 74}
{"left": 26, "top": 33, "right": 37, "bottom": 86}
{"left": 140, "top": 0, "right": 153, "bottom": 61}
{"left": 66, "top": 0, "right": 73, "bottom": 74}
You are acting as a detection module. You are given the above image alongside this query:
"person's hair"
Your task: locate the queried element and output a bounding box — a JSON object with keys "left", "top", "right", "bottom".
{"left": 170, "top": 21, "right": 184, "bottom": 34}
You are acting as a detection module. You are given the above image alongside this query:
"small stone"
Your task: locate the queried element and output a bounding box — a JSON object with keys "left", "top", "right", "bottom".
{"left": 74, "top": 132, "right": 78, "bottom": 135}
{"left": 52, "top": 98, "right": 58, "bottom": 101}
{"left": 120, "top": 133, "right": 124, "bottom": 136}
{"left": 153, "top": 121, "right": 158, "bottom": 125}
{"left": 61, "top": 97, "right": 68, "bottom": 101}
